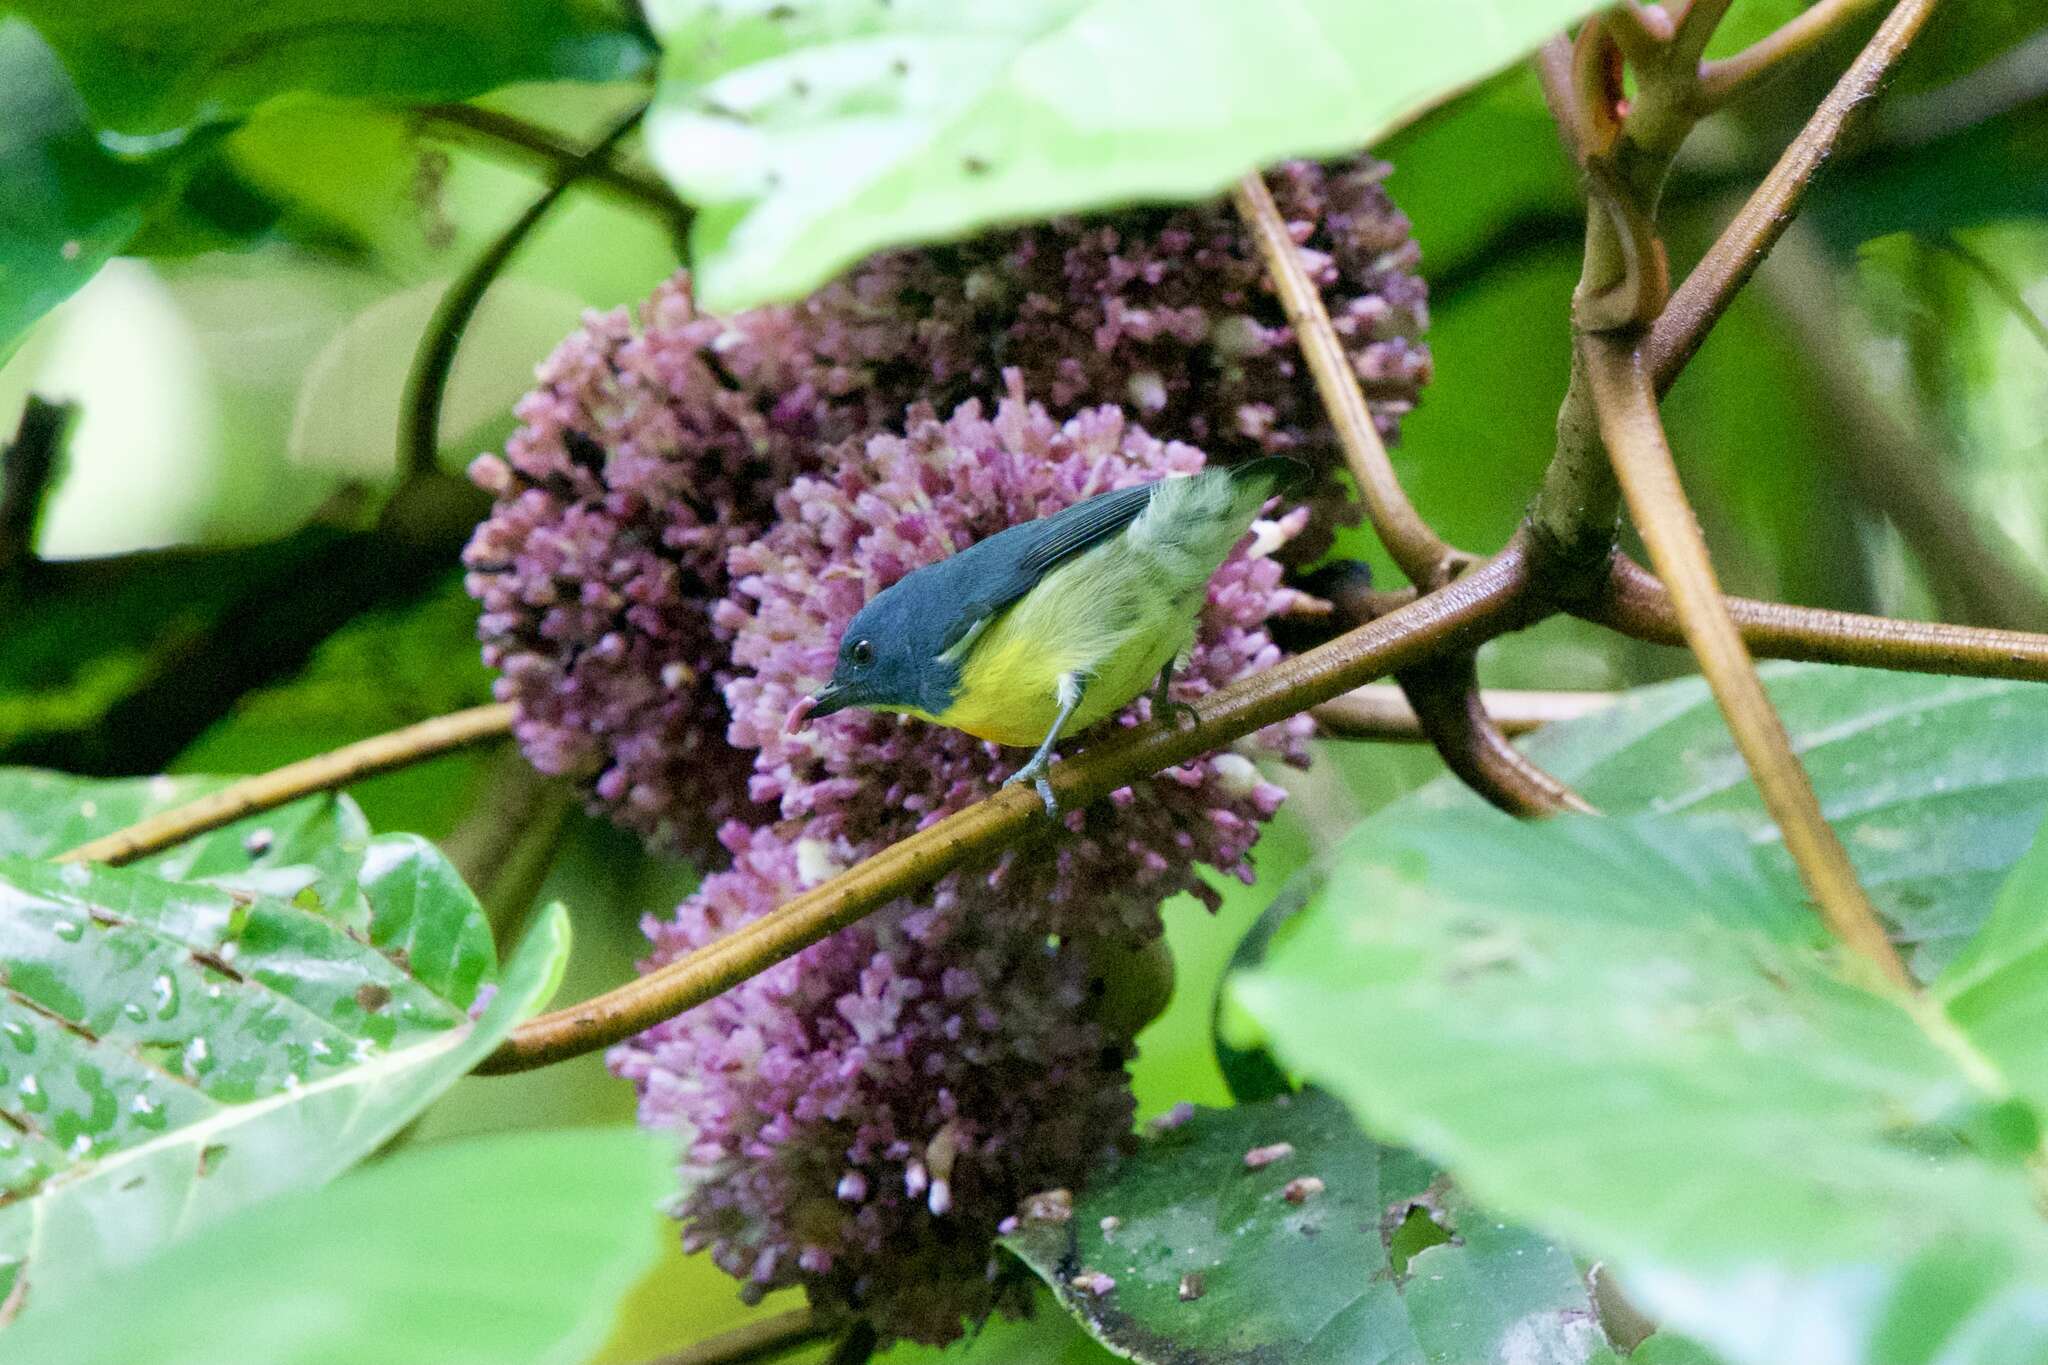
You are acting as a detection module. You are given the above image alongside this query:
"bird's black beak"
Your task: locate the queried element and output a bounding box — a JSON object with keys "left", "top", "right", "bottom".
{"left": 786, "top": 681, "right": 854, "bottom": 733}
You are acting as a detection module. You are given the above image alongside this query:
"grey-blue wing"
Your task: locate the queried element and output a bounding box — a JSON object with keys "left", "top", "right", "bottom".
{"left": 933, "top": 480, "right": 1161, "bottom": 651}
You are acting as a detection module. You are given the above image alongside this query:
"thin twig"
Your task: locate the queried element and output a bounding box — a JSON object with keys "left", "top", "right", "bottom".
{"left": 1229, "top": 172, "right": 1461, "bottom": 588}
{"left": 0, "top": 396, "right": 73, "bottom": 574}
{"left": 415, "top": 103, "right": 688, "bottom": 224}
{"left": 1584, "top": 553, "right": 2048, "bottom": 678}
{"left": 1580, "top": 334, "right": 1909, "bottom": 986}
{"left": 1316, "top": 686, "right": 1618, "bottom": 741}
{"left": 399, "top": 103, "right": 649, "bottom": 481}
{"left": 1936, "top": 232, "right": 2048, "bottom": 362}
{"left": 639, "top": 1308, "right": 830, "bottom": 1365}
{"left": 1394, "top": 658, "right": 1600, "bottom": 815}
{"left": 1701, "top": 0, "right": 1885, "bottom": 102}
{"left": 1650, "top": 0, "right": 1945, "bottom": 388}
{"left": 56, "top": 704, "right": 515, "bottom": 867}
{"left": 480, "top": 547, "right": 1543, "bottom": 1072}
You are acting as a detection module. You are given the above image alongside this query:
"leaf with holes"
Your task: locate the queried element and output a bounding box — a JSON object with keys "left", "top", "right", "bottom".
{"left": 1, "top": 1127, "right": 666, "bottom": 1365}
{"left": 0, "top": 845, "right": 567, "bottom": 1312}
{"left": 9, "top": 0, "right": 648, "bottom": 137}
{"left": 1001, "top": 1091, "right": 1609, "bottom": 1364}
{"left": 1234, "top": 798, "right": 2048, "bottom": 1365}
{"left": 646, "top": 0, "right": 1610, "bottom": 308}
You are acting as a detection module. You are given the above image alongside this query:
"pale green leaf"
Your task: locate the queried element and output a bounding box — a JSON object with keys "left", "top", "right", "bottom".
{"left": 2, "top": 1126, "right": 664, "bottom": 1365}
{"left": 647, "top": 0, "right": 1609, "bottom": 308}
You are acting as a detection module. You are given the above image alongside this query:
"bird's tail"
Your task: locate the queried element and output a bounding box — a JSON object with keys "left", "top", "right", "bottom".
{"left": 1226, "top": 456, "right": 1313, "bottom": 500}
{"left": 1127, "top": 457, "right": 1310, "bottom": 582}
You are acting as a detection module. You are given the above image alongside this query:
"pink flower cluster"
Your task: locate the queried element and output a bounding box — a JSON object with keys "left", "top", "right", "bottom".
{"left": 464, "top": 159, "right": 1428, "bottom": 1344}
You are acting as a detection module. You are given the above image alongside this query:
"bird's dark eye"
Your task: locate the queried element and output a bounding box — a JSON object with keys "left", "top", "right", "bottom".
{"left": 849, "top": 638, "right": 875, "bottom": 667}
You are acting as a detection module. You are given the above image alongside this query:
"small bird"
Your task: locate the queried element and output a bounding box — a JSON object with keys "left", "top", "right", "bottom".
{"left": 786, "top": 457, "right": 1305, "bottom": 813}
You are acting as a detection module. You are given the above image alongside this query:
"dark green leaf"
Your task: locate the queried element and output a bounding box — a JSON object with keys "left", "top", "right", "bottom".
{"left": 1003, "top": 1091, "right": 1608, "bottom": 1364}
{"left": 647, "top": 0, "right": 1609, "bottom": 309}
{"left": 0, "top": 840, "right": 568, "bottom": 1308}
{"left": 10, "top": 0, "right": 649, "bottom": 136}
{"left": 1, "top": 1126, "right": 665, "bottom": 1365}
{"left": 0, "top": 20, "right": 197, "bottom": 357}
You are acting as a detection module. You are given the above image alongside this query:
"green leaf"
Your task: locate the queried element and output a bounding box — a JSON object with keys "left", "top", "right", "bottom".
{"left": 0, "top": 845, "right": 568, "bottom": 1310}
{"left": 0, "top": 768, "right": 366, "bottom": 876}
{"left": 647, "top": 0, "right": 1608, "bottom": 309}
{"left": 1002, "top": 1091, "right": 1609, "bottom": 1364}
{"left": 1233, "top": 801, "right": 2048, "bottom": 1365}
{"left": 1403, "top": 665, "right": 2048, "bottom": 978}
{"left": 1, "top": 1125, "right": 665, "bottom": 1364}
{"left": 10, "top": 0, "right": 650, "bottom": 137}
{"left": 0, "top": 20, "right": 199, "bottom": 357}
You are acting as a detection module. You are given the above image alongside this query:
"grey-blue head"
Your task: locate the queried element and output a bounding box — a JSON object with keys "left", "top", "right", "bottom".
{"left": 785, "top": 568, "right": 968, "bottom": 731}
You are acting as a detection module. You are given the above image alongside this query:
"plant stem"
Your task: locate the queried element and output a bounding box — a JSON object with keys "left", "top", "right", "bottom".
{"left": 0, "top": 395, "right": 73, "bottom": 575}
{"left": 1314, "top": 686, "right": 1619, "bottom": 740}
{"left": 1394, "top": 657, "right": 1599, "bottom": 815}
{"left": 399, "top": 103, "right": 648, "bottom": 481}
{"left": 479, "top": 547, "right": 1543, "bottom": 1072}
{"left": 1229, "top": 172, "right": 1461, "bottom": 587}
{"left": 1700, "top": 0, "right": 1886, "bottom": 102}
{"left": 56, "top": 704, "right": 514, "bottom": 867}
{"left": 640, "top": 1309, "right": 830, "bottom": 1365}
{"left": 1579, "top": 334, "right": 1909, "bottom": 986}
{"left": 1585, "top": 553, "right": 2048, "bottom": 678}
{"left": 415, "top": 103, "right": 688, "bottom": 226}
{"left": 1649, "top": 0, "right": 1945, "bottom": 388}
{"left": 441, "top": 749, "right": 576, "bottom": 946}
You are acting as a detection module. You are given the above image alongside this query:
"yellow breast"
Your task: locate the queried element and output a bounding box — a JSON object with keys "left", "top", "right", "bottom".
{"left": 934, "top": 546, "right": 1193, "bottom": 748}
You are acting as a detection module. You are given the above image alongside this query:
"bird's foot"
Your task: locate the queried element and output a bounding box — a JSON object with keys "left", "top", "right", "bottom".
{"left": 1002, "top": 758, "right": 1061, "bottom": 816}
{"left": 1156, "top": 698, "right": 1201, "bottom": 730}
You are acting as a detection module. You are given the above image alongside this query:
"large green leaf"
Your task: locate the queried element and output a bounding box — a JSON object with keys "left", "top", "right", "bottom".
{"left": 1233, "top": 798, "right": 2048, "bottom": 1365}
{"left": 0, "top": 838, "right": 567, "bottom": 1309}
{"left": 0, "top": 20, "right": 199, "bottom": 357}
{"left": 1, "top": 1125, "right": 665, "bottom": 1364}
{"left": 1003, "top": 1091, "right": 1609, "bottom": 1364}
{"left": 647, "top": 0, "right": 1608, "bottom": 309}
{"left": 8, "top": 0, "right": 648, "bottom": 137}
{"left": 0, "top": 768, "right": 365, "bottom": 874}
{"left": 1402, "top": 666, "right": 2048, "bottom": 977}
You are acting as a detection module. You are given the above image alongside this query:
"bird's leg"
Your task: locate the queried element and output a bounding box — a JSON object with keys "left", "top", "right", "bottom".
{"left": 1151, "top": 661, "right": 1200, "bottom": 729}
{"left": 1004, "top": 671, "right": 1085, "bottom": 815}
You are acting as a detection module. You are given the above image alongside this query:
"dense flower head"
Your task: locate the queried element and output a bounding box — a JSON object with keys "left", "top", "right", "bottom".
{"left": 461, "top": 277, "right": 857, "bottom": 853}
{"left": 615, "top": 823, "right": 1138, "bottom": 1343}
{"left": 800, "top": 157, "right": 1431, "bottom": 557}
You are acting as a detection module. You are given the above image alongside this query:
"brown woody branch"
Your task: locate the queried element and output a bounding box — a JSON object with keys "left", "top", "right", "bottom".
{"left": 1700, "top": 0, "right": 1886, "bottom": 102}
{"left": 1649, "top": 0, "right": 1945, "bottom": 387}
{"left": 1314, "top": 685, "right": 1618, "bottom": 741}
{"left": 1580, "top": 334, "right": 1909, "bottom": 985}
{"left": 480, "top": 548, "right": 1544, "bottom": 1072}
{"left": 56, "top": 704, "right": 514, "bottom": 867}
{"left": 638, "top": 1308, "right": 828, "bottom": 1365}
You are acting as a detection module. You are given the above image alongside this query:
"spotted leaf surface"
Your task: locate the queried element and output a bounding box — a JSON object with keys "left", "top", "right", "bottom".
{"left": 0, "top": 837, "right": 567, "bottom": 1311}
{"left": 1002, "top": 1091, "right": 1608, "bottom": 1364}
